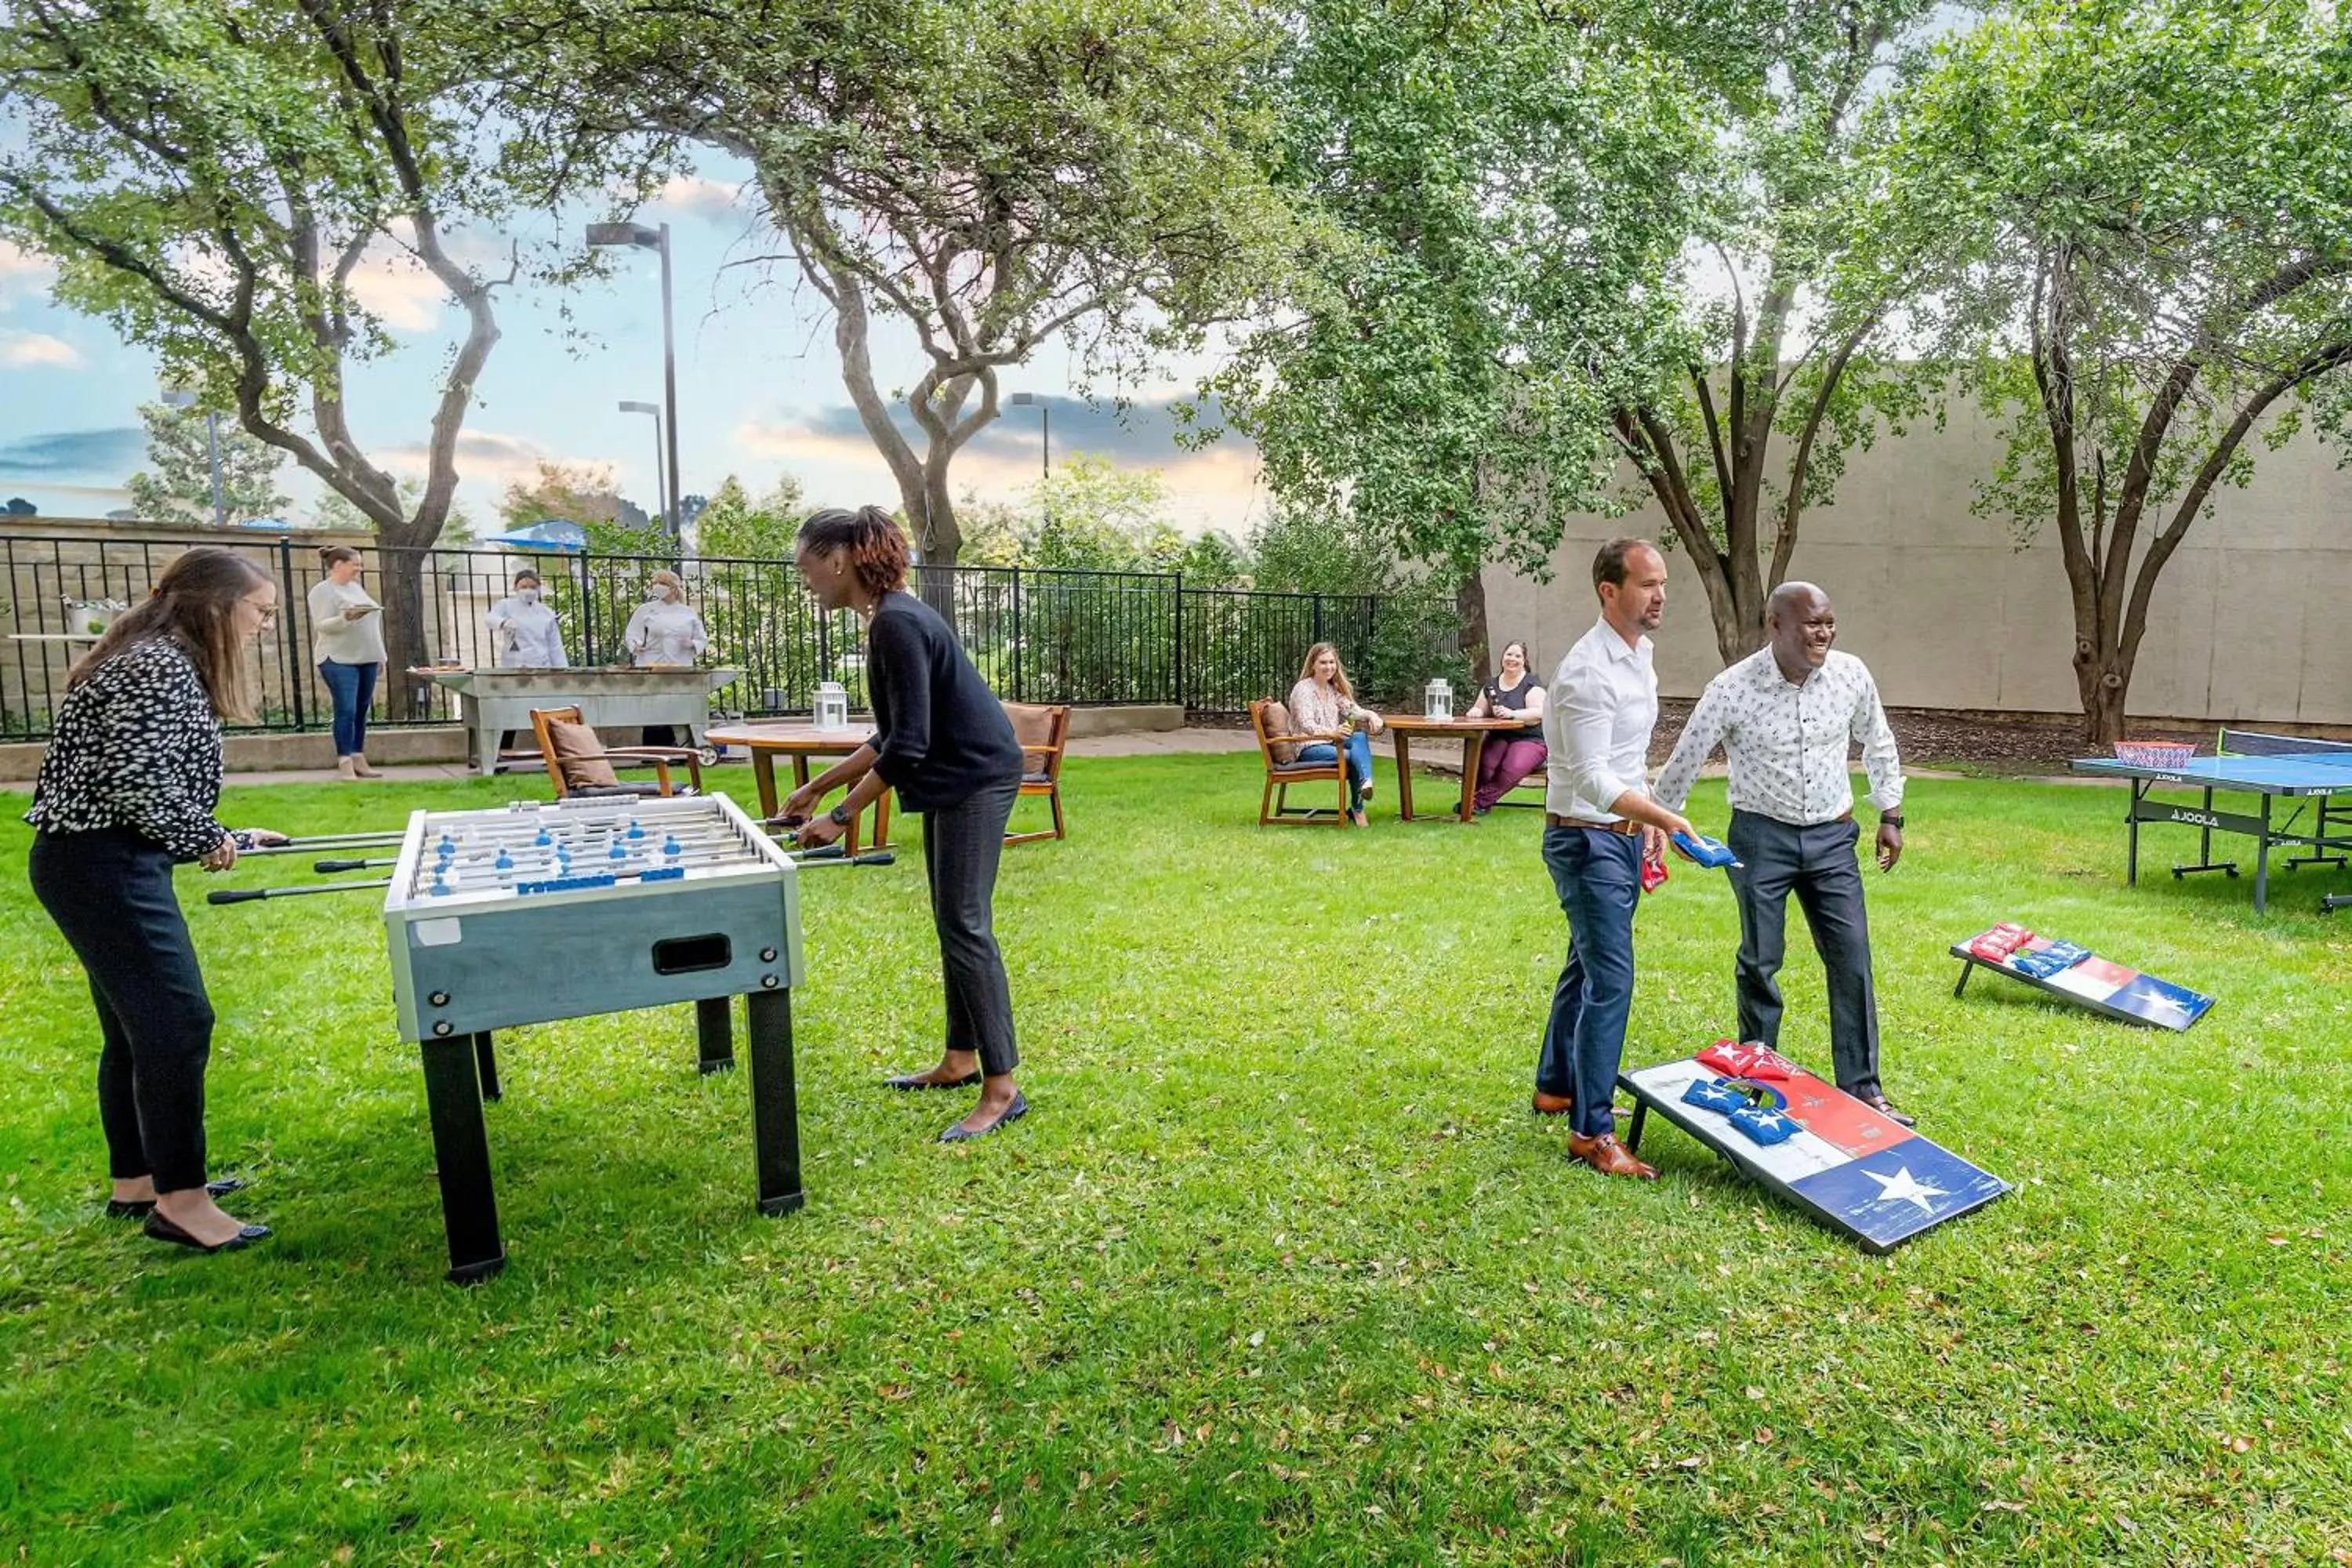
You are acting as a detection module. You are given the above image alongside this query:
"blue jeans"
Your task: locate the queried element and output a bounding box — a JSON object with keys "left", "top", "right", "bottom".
{"left": 1296, "top": 731, "right": 1374, "bottom": 809}
{"left": 318, "top": 659, "right": 378, "bottom": 757}
{"left": 1535, "top": 825, "right": 1642, "bottom": 1138}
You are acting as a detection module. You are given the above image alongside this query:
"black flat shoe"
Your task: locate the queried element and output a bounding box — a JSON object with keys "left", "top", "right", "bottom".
{"left": 939, "top": 1091, "right": 1028, "bottom": 1143}
{"left": 143, "top": 1212, "right": 270, "bottom": 1253}
{"left": 886, "top": 1071, "right": 982, "bottom": 1091}
{"left": 105, "top": 1176, "right": 249, "bottom": 1218}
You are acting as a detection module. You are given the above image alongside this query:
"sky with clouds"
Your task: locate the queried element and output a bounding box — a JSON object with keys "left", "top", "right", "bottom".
{"left": 0, "top": 154, "right": 1272, "bottom": 539}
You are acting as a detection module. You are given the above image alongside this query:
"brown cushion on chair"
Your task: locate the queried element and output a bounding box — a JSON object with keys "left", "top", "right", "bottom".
{"left": 544, "top": 717, "right": 618, "bottom": 788}
{"left": 1262, "top": 700, "right": 1298, "bottom": 764}
{"left": 1005, "top": 703, "right": 1060, "bottom": 748}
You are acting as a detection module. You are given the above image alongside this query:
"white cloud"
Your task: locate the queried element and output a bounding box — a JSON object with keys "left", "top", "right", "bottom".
{"left": 656, "top": 174, "right": 753, "bottom": 222}
{"left": 347, "top": 251, "right": 448, "bottom": 334}
{"left": 377, "top": 428, "right": 611, "bottom": 492}
{"left": 0, "top": 331, "right": 82, "bottom": 368}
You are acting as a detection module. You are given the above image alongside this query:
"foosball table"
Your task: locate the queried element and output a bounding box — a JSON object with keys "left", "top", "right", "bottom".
{"left": 381, "top": 794, "right": 806, "bottom": 1281}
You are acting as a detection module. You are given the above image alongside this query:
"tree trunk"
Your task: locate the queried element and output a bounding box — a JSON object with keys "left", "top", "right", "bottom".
{"left": 898, "top": 466, "right": 963, "bottom": 619}
{"left": 375, "top": 513, "right": 444, "bottom": 721}
{"left": 2074, "top": 637, "right": 2132, "bottom": 748}
{"left": 1454, "top": 568, "right": 1491, "bottom": 684}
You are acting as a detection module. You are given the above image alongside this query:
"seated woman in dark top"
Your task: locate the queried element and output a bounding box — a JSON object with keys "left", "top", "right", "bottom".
{"left": 1465, "top": 639, "right": 1548, "bottom": 815}
{"left": 783, "top": 506, "right": 1031, "bottom": 1142}
{"left": 25, "top": 547, "right": 281, "bottom": 1252}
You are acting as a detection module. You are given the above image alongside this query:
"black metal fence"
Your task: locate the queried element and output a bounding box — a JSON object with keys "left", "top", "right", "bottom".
{"left": 0, "top": 531, "right": 1457, "bottom": 739}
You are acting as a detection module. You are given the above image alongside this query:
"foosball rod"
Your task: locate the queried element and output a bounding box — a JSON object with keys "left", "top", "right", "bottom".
{"left": 240, "top": 831, "right": 406, "bottom": 856}
{"left": 209, "top": 879, "right": 391, "bottom": 905}
{"left": 314, "top": 857, "right": 397, "bottom": 872}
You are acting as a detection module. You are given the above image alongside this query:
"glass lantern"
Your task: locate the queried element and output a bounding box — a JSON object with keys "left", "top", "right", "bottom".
{"left": 1424, "top": 677, "right": 1453, "bottom": 721}
{"left": 815, "top": 679, "right": 850, "bottom": 729}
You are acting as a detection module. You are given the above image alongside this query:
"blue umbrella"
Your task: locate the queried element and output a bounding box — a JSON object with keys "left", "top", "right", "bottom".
{"left": 487, "top": 519, "right": 588, "bottom": 553}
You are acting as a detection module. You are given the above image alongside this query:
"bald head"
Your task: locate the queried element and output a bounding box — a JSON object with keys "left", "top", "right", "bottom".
{"left": 1766, "top": 581, "right": 1836, "bottom": 681}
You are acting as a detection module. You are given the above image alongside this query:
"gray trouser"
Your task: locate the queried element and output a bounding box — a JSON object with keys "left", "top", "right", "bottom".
{"left": 1723, "top": 809, "right": 1882, "bottom": 1096}
{"left": 922, "top": 776, "right": 1021, "bottom": 1077}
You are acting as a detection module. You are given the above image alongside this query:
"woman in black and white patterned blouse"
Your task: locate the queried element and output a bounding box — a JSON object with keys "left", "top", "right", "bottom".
{"left": 25, "top": 547, "right": 281, "bottom": 1253}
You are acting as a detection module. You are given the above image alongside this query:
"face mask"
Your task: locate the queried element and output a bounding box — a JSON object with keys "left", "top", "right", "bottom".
{"left": 516, "top": 587, "right": 541, "bottom": 604}
{"left": 646, "top": 587, "right": 673, "bottom": 604}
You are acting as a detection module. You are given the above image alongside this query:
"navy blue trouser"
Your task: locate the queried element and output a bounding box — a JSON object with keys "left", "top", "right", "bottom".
{"left": 318, "top": 658, "right": 378, "bottom": 756}
{"left": 922, "top": 775, "right": 1022, "bottom": 1077}
{"left": 28, "top": 828, "right": 219, "bottom": 1192}
{"left": 1724, "top": 810, "right": 1883, "bottom": 1096}
{"left": 1534, "top": 825, "right": 1642, "bottom": 1138}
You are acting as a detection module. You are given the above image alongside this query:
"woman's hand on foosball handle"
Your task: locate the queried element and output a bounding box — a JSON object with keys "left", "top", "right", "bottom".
{"left": 199, "top": 835, "right": 238, "bottom": 873}
{"left": 782, "top": 781, "right": 825, "bottom": 822}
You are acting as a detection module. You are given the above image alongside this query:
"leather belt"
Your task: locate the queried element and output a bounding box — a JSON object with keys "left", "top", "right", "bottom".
{"left": 1547, "top": 813, "right": 1641, "bottom": 835}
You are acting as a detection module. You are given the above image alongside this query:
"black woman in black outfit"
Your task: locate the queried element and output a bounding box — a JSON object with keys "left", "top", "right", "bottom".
{"left": 784, "top": 507, "right": 1030, "bottom": 1142}
{"left": 26, "top": 547, "right": 283, "bottom": 1252}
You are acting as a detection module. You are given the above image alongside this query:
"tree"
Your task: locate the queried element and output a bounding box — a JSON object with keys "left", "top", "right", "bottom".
{"left": 5, "top": 497, "right": 37, "bottom": 516}
{"left": 499, "top": 460, "right": 663, "bottom": 556}
{"left": 1217, "top": 0, "right": 1715, "bottom": 679}
{"left": 123, "top": 403, "right": 290, "bottom": 524}
{"left": 315, "top": 477, "right": 474, "bottom": 546}
{"left": 0, "top": 1, "right": 607, "bottom": 714}
{"left": 691, "top": 474, "right": 807, "bottom": 560}
{"left": 1607, "top": 0, "right": 1944, "bottom": 663}
{"left": 505, "top": 0, "right": 1298, "bottom": 569}
{"left": 1880, "top": 0, "right": 2352, "bottom": 744}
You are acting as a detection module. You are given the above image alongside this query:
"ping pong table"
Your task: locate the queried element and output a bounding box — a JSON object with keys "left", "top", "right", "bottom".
{"left": 2069, "top": 730, "right": 2352, "bottom": 913}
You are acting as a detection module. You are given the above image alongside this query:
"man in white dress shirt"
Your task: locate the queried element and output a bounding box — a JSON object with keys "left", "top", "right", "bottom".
{"left": 1653, "top": 581, "right": 1913, "bottom": 1124}
{"left": 1535, "top": 538, "right": 1697, "bottom": 1181}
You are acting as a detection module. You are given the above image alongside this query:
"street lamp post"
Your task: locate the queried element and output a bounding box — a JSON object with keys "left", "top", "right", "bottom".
{"left": 586, "top": 222, "right": 682, "bottom": 542}
{"left": 1007, "top": 390, "right": 1051, "bottom": 477}
{"left": 158, "top": 385, "right": 227, "bottom": 527}
{"left": 618, "top": 400, "right": 667, "bottom": 539}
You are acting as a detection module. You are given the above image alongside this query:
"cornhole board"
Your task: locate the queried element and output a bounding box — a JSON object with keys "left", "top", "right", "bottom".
{"left": 1617, "top": 1050, "right": 2011, "bottom": 1254}
{"left": 1950, "top": 925, "right": 2214, "bottom": 1031}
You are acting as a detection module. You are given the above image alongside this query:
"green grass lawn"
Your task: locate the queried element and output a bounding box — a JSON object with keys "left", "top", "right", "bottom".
{"left": 3, "top": 757, "right": 2350, "bottom": 1565}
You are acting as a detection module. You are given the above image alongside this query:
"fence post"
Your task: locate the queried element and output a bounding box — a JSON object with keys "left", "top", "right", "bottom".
{"left": 274, "top": 535, "right": 307, "bottom": 728}
{"left": 1312, "top": 593, "right": 1325, "bottom": 645}
{"left": 1171, "top": 572, "right": 1184, "bottom": 712}
{"left": 1010, "top": 565, "right": 1023, "bottom": 702}
{"left": 575, "top": 551, "right": 596, "bottom": 666}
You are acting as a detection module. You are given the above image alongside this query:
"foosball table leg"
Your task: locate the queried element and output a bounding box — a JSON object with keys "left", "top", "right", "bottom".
{"left": 695, "top": 996, "right": 737, "bottom": 1074}
{"left": 473, "top": 1032, "right": 501, "bottom": 1102}
{"left": 746, "top": 988, "right": 806, "bottom": 1217}
{"left": 421, "top": 1035, "right": 506, "bottom": 1283}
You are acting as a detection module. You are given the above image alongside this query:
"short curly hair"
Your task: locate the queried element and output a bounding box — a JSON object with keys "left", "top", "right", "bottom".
{"left": 797, "top": 505, "right": 910, "bottom": 597}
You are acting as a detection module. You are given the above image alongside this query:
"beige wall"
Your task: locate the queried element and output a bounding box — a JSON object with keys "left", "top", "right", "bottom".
{"left": 1482, "top": 401, "right": 2352, "bottom": 725}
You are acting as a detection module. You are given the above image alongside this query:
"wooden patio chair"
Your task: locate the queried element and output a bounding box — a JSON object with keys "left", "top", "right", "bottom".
{"left": 1250, "top": 698, "right": 1351, "bottom": 826}
{"left": 1003, "top": 701, "right": 1071, "bottom": 844}
{"left": 529, "top": 706, "right": 704, "bottom": 800}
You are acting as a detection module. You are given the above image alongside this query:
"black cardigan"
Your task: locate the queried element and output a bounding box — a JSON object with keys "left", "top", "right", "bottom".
{"left": 864, "top": 591, "right": 1022, "bottom": 811}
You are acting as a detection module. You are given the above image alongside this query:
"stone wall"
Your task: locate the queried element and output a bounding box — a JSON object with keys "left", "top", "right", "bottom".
{"left": 1481, "top": 401, "right": 2352, "bottom": 726}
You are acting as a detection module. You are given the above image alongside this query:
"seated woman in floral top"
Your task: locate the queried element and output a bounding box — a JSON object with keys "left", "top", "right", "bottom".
{"left": 1287, "top": 641, "right": 1384, "bottom": 826}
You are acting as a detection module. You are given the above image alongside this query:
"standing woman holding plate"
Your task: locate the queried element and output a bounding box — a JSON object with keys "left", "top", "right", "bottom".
{"left": 784, "top": 507, "right": 1031, "bottom": 1142}
{"left": 307, "top": 544, "right": 387, "bottom": 780}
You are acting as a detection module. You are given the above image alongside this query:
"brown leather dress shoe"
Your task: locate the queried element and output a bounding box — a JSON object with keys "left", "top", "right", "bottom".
{"left": 1567, "top": 1131, "right": 1659, "bottom": 1180}
{"left": 1530, "top": 1091, "right": 1574, "bottom": 1116}
{"left": 1855, "top": 1091, "right": 1916, "bottom": 1128}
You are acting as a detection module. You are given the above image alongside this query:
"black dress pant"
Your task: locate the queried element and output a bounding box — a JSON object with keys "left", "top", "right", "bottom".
{"left": 1723, "top": 809, "right": 1883, "bottom": 1096}
{"left": 920, "top": 776, "right": 1021, "bottom": 1077}
{"left": 28, "top": 828, "right": 219, "bottom": 1192}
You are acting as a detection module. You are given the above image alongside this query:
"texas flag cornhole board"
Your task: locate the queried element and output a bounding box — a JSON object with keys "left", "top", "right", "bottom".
{"left": 1950, "top": 922, "right": 2215, "bottom": 1032}
{"left": 1617, "top": 1041, "right": 2011, "bottom": 1254}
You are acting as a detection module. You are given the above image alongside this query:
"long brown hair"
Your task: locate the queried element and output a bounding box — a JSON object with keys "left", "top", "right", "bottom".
{"left": 72, "top": 546, "right": 274, "bottom": 722}
{"left": 1298, "top": 641, "right": 1355, "bottom": 700}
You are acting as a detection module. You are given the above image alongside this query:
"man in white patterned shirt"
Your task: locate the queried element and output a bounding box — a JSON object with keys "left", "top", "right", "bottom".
{"left": 1653, "top": 581, "right": 1915, "bottom": 1125}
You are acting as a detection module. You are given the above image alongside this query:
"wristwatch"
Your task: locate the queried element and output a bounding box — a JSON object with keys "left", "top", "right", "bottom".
{"left": 1880, "top": 811, "right": 1905, "bottom": 828}
{"left": 828, "top": 804, "right": 853, "bottom": 827}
